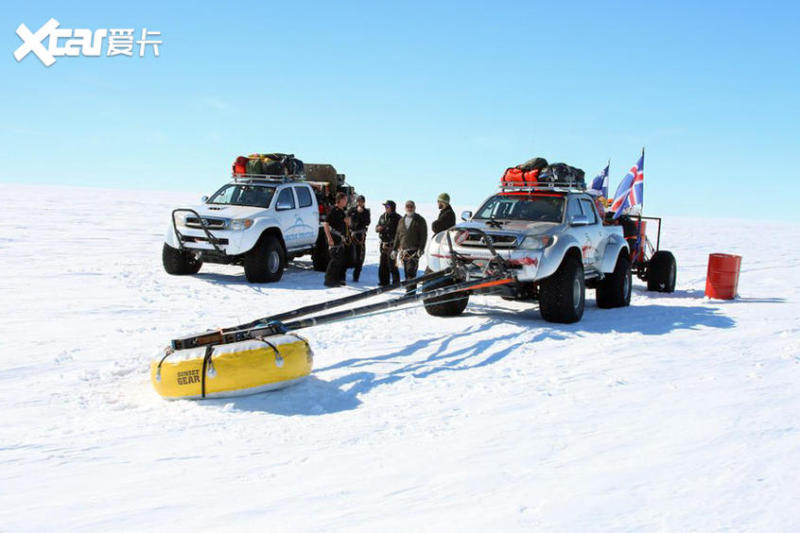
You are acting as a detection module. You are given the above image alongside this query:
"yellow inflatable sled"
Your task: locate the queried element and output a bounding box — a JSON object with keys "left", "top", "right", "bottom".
{"left": 151, "top": 333, "right": 313, "bottom": 399}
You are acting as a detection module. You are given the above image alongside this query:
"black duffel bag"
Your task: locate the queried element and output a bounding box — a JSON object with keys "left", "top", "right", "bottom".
{"left": 259, "top": 153, "right": 305, "bottom": 175}
{"left": 517, "top": 157, "right": 549, "bottom": 172}
{"left": 539, "top": 163, "right": 586, "bottom": 188}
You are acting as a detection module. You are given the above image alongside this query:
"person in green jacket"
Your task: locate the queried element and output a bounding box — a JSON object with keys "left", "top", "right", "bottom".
{"left": 392, "top": 200, "right": 427, "bottom": 292}
{"left": 432, "top": 192, "right": 456, "bottom": 233}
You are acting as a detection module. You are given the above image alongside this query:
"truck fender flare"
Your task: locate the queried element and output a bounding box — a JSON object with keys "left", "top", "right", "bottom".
{"left": 164, "top": 225, "right": 180, "bottom": 248}
{"left": 537, "top": 234, "right": 583, "bottom": 279}
{"left": 255, "top": 227, "right": 287, "bottom": 255}
{"left": 237, "top": 218, "right": 281, "bottom": 254}
{"left": 598, "top": 234, "right": 629, "bottom": 274}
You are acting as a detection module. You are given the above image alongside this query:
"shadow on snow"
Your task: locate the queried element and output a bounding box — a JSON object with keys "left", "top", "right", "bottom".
{"left": 312, "top": 300, "right": 737, "bottom": 400}
{"left": 203, "top": 289, "right": 740, "bottom": 416}
{"left": 192, "top": 261, "right": 381, "bottom": 291}
{"left": 205, "top": 375, "right": 361, "bottom": 416}
{"left": 633, "top": 287, "right": 786, "bottom": 304}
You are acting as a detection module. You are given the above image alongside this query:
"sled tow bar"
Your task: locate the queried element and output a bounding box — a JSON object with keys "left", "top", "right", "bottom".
{"left": 170, "top": 271, "right": 514, "bottom": 351}
{"left": 171, "top": 268, "right": 455, "bottom": 350}
{"left": 283, "top": 274, "right": 513, "bottom": 332}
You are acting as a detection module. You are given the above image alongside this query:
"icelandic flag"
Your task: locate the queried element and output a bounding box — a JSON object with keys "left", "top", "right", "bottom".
{"left": 589, "top": 161, "right": 609, "bottom": 198}
{"left": 610, "top": 150, "right": 644, "bottom": 219}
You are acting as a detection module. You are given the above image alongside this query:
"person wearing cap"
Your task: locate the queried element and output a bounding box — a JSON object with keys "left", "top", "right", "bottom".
{"left": 347, "top": 195, "right": 371, "bottom": 282}
{"left": 392, "top": 200, "right": 427, "bottom": 292}
{"left": 432, "top": 192, "right": 456, "bottom": 233}
{"left": 376, "top": 200, "right": 401, "bottom": 286}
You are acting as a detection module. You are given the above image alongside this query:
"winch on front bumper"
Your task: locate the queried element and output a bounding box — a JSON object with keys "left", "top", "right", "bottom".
{"left": 426, "top": 228, "right": 544, "bottom": 283}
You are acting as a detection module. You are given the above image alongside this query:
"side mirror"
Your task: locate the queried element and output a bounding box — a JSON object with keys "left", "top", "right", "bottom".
{"left": 201, "top": 195, "right": 208, "bottom": 203}
{"left": 461, "top": 210, "right": 473, "bottom": 221}
{"left": 276, "top": 201, "right": 294, "bottom": 211}
{"left": 570, "top": 215, "right": 589, "bottom": 227}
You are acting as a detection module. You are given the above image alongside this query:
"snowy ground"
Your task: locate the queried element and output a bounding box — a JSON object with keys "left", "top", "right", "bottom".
{"left": 1, "top": 182, "right": 799, "bottom": 531}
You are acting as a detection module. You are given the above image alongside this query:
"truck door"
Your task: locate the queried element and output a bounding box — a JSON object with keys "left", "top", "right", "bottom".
{"left": 579, "top": 197, "right": 604, "bottom": 267}
{"left": 274, "top": 187, "right": 302, "bottom": 250}
{"left": 293, "top": 185, "right": 319, "bottom": 247}
{"left": 567, "top": 197, "right": 591, "bottom": 266}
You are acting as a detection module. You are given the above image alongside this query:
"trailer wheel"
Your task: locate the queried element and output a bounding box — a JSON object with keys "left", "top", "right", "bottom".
{"left": 539, "top": 254, "right": 585, "bottom": 323}
{"left": 244, "top": 235, "right": 285, "bottom": 283}
{"left": 647, "top": 250, "right": 676, "bottom": 293}
{"left": 311, "top": 231, "right": 329, "bottom": 272}
{"left": 422, "top": 270, "right": 469, "bottom": 317}
{"left": 162, "top": 243, "right": 202, "bottom": 275}
{"left": 596, "top": 253, "right": 632, "bottom": 308}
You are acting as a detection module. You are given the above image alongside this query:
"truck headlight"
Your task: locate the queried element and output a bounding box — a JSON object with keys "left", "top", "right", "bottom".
{"left": 522, "top": 235, "right": 554, "bottom": 249}
{"left": 230, "top": 218, "right": 253, "bottom": 231}
{"left": 174, "top": 213, "right": 189, "bottom": 227}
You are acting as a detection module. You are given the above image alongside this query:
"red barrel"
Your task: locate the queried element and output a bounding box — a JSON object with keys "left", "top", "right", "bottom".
{"left": 705, "top": 254, "right": 742, "bottom": 299}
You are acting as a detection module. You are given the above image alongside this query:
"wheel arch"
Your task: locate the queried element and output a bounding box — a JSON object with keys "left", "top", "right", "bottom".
{"left": 598, "top": 235, "right": 630, "bottom": 274}
{"left": 537, "top": 234, "right": 583, "bottom": 279}
{"left": 257, "top": 227, "right": 287, "bottom": 256}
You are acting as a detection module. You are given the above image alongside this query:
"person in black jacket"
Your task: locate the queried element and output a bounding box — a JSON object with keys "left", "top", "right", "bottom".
{"left": 375, "top": 200, "right": 401, "bottom": 286}
{"left": 323, "top": 192, "right": 350, "bottom": 288}
{"left": 432, "top": 193, "right": 456, "bottom": 234}
{"left": 347, "top": 195, "right": 371, "bottom": 282}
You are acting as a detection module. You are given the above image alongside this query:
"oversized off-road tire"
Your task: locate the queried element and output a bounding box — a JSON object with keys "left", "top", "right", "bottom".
{"left": 422, "top": 269, "right": 469, "bottom": 317}
{"left": 596, "top": 253, "right": 632, "bottom": 309}
{"left": 647, "top": 250, "right": 676, "bottom": 293}
{"left": 539, "top": 254, "right": 585, "bottom": 323}
{"left": 311, "top": 231, "right": 329, "bottom": 272}
{"left": 244, "top": 235, "right": 285, "bottom": 283}
{"left": 162, "top": 243, "right": 202, "bottom": 275}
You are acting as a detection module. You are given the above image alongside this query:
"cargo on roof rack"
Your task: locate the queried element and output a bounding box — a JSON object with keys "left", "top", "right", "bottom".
{"left": 499, "top": 182, "right": 585, "bottom": 193}
{"left": 501, "top": 157, "right": 586, "bottom": 191}
{"left": 230, "top": 173, "right": 305, "bottom": 184}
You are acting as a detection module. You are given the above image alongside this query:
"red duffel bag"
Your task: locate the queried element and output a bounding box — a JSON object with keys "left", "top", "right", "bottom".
{"left": 232, "top": 156, "right": 248, "bottom": 175}
{"left": 502, "top": 167, "right": 539, "bottom": 186}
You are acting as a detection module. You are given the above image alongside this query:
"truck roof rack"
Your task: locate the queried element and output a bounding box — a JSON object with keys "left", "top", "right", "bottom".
{"left": 499, "top": 182, "right": 587, "bottom": 193}
{"left": 231, "top": 173, "right": 305, "bottom": 184}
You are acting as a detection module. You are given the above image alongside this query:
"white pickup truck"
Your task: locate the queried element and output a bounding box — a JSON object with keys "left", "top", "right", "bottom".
{"left": 163, "top": 176, "right": 322, "bottom": 283}
{"left": 424, "top": 185, "right": 638, "bottom": 323}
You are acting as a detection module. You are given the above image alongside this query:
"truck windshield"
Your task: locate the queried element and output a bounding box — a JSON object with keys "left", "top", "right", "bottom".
{"left": 474, "top": 195, "right": 564, "bottom": 223}
{"left": 208, "top": 184, "right": 276, "bottom": 208}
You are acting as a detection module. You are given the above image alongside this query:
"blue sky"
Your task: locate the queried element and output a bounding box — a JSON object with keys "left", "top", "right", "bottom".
{"left": 2, "top": 1, "right": 798, "bottom": 220}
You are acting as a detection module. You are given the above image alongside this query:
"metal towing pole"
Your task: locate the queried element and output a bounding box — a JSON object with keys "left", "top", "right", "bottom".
{"left": 171, "top": 268, "right": 455, "bottom": 350}
{"left": 169, "top": 227, "right": 514, "bottom": 352}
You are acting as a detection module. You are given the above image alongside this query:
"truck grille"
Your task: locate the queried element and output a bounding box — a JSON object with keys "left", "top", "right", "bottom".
{"left": 459, "top": 232, "right": 519, "bottom": 248}
{"left": 185, "top": 217, "right": 227, "bottom": 229}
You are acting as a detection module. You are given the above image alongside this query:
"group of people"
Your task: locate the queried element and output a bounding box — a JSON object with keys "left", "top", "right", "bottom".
{"left": 322, "top": 192, "right": 456, "bottom": 289}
